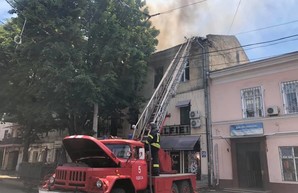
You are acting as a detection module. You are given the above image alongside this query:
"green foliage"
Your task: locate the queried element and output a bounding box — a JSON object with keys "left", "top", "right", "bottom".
{"left": 0, "top": 0, "right": 159, "bottom": 140}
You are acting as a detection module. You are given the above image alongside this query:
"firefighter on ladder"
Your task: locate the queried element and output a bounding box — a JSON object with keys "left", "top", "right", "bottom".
{"left": 146, "top": 122, "right": 160, "bottom": 176}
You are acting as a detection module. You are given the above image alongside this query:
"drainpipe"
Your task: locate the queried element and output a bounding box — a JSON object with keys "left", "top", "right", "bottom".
{"left": 196, "top": 37, "right": 214, "bottom": 187}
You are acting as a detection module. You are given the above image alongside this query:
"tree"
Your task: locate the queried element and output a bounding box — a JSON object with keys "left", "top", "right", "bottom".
{"left": 0, "top": 0, "right": 158, "bottom": 161}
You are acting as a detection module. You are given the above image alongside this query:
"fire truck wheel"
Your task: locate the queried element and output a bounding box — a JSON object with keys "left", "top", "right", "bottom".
{"left": 111, "top": 188, "right": 126, "bottom": 193}
{"left": 178, "top": 181, "right": 191, "bottom": 193}
{"left": 171, "top": 183, "right": 179, "bottom": 193}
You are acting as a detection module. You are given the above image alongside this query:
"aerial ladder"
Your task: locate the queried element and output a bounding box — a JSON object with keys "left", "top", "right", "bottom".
{"left": 132, "top": 38, "right": 193, "bottom": 141}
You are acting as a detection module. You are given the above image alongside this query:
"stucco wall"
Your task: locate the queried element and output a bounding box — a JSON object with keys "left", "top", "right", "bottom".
{"left": 210, "top": 52, "right": 298, "bottom": 185}
{"left": 211, "top": 59, "right": 298, "bottom": 122}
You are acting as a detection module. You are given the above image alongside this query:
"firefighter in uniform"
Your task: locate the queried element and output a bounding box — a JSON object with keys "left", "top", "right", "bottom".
{"left": 146, "top": 122, "right": 160, "bottom": 176}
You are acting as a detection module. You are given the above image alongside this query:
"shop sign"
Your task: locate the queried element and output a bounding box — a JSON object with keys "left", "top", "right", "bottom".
{"left": 230, "top": 122, "right": 263, "bottom": 136}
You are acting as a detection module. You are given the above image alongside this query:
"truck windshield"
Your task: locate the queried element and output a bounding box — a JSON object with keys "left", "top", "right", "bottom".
{"left": 105, "top": 144, "right": 131, "bottom": 159}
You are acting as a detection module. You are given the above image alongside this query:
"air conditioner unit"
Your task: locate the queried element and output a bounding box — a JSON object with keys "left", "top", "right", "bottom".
{"left": 189, "top": 110, "right": 200, "bottom": 119}
{"left": 191, "top": 119, "right": 201, "bottom": 128}
{"left": 267, "top": 106, "right": 280, "bottom": 116}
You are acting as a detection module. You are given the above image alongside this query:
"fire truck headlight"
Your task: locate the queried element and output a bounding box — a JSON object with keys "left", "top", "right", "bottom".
{"left": 96, "top": 179, "right": 103, "bottom": 188}
{"left": 49, "top": 176, "right": 55, "bottom": 185}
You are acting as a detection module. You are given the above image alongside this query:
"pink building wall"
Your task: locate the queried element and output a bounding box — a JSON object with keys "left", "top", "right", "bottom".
{"left": 210, "top": 52, "right": 298, "bottom": 191}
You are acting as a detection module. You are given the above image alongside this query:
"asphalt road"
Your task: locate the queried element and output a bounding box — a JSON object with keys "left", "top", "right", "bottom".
{"left": 0, "top": 177, "right": 39, "bottom": 193}
{"left": 0, "top": 181, "right": 27, "bottom": 193}
{"left": 0, "top": 178, "right": 225, "bottom": 193}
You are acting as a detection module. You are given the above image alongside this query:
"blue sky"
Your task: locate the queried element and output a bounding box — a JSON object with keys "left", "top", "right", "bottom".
{"left": 1, "top": 0, "right": 298, "bottom": 61}
{"left": 0, "top": 0, "right": 12, "bottom": 23}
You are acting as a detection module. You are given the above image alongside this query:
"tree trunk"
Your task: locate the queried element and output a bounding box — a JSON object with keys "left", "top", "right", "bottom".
{"left": 92, "top": 103, "right": 98, "bottom": 137}
{"left": 22, "top": 127, "right": 32, "bottom": 162}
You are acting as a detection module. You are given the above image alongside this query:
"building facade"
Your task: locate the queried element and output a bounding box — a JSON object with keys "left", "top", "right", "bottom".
{"left": 0, "top": 123, "right": 67, "bottom": 172}
{"left": 0, "top": 122, "right": 22, "bottom": 171}
{"left": 210, "top": 51, "right": 298, "bottom": 192}
{"left": 139, "top": 34, "right": 248, "bottom": 181}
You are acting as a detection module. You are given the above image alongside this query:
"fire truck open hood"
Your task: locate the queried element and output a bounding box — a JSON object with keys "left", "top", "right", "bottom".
{"left": 63, "top": 135, "right": 120, "bottom": 165}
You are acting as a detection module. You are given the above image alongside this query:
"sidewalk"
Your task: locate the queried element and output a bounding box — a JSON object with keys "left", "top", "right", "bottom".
{"left": 196, "top": 175, "right": 225, "bottom": 193}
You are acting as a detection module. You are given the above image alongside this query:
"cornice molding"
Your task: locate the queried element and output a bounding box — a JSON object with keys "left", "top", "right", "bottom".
{"left": 210, "top": 51, "right": 298, "bottom": 83}
{"left": 212, "top": 113, "right": 298, "bottom": 126}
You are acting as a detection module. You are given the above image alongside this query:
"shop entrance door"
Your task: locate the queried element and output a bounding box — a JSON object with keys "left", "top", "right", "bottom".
{"left": 236, "top": 142, "right": 263, "bottom": 189}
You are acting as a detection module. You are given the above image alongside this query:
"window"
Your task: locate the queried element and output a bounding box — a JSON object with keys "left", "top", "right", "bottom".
{"left": 154, "top": 66, "right": 163, "bottom": 88}
{"left": 180, "top": 105, "right": 190, "bottom": 125}
{"left": 105, "top": 144, "right": 131, "bottom": 159}
{"left": 32, "top": 151, "right": 39, "bottom": 162}
{"left": 282, "top": 80, "right": 298, "bottom": 114}
{"left": 241, "top": 87, "right": 264, "bottom": 118}
{"left": 171, "top": 151, "right": 181, "bottom": 172}
{"left": 4, "top": 130, "right": 8, "bottom": 139}
{"left": 279, "top": 147, "right": 298, "bottom": 181}
{"left": 181, "top": 60, "right": 190, "bottom": 82}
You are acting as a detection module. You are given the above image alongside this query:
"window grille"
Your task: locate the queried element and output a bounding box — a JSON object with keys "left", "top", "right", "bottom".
{"left": 282, "top": 80, "right": 298, "bottom": 114}
{"left": 241, "top": 87, "right": 264, "bottom": 118}
{"left": 279, "top": 146, "right": 298, "bottom": 181}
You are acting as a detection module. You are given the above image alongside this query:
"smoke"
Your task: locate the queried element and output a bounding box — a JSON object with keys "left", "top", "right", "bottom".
{"left": 145, "top": 0, "right": 298, "bottom": 55}
{"left": 146, "top": 0, "right": 234, "bottom": 50}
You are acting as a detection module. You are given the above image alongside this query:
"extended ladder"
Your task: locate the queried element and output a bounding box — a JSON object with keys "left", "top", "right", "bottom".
{"left": 132, "top": 38, "right": 193, "bottom": 140}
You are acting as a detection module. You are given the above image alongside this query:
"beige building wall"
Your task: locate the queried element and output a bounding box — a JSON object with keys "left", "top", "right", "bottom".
{"left": 207, "top": 34, "right": 249, "bottom": 71}
{"left": 138, "top": 35, "right": 246, "bottom": 178}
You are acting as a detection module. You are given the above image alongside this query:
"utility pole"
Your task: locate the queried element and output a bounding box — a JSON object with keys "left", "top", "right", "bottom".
{"left": 93, "top": 103, "right": 98, "bottom": 137}
{"left": 196, "top": 37, "right": 214, "bottom": 187}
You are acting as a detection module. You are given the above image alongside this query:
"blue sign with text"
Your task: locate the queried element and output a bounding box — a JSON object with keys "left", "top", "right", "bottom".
{"left": 230, "top": 122, "right": 263, "bottom": 136}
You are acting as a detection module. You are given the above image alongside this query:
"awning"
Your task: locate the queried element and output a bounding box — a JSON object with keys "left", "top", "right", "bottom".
{"left": 160, "top": 135, "right": 200, "bottom": 151}
{"left": 175, "top": 100, "right": 191, "bottom": 108}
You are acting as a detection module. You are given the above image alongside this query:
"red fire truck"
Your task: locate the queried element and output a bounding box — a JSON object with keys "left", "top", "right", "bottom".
{"left": 39, "top": 135, "right": 197, "bottom": 193}
{"left": 39, "top": 39, "right": 197, "bottom": 193}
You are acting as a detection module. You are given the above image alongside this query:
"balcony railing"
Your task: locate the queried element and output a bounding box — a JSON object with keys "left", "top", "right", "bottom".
{"left": 161, "top": 125, "right": 190, "bottom": 135}
{"left": 0, "top": 137, "right": 23, "bottom": 145}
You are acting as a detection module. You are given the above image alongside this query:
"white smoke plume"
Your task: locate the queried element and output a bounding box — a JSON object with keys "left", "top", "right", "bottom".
{"left": 146, "top": 0, "right": 298, "bottom": 57}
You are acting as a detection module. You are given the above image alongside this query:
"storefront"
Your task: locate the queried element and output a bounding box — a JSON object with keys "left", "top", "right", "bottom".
{"left": 160, "top": 135, "right": 201, "bottom": 178}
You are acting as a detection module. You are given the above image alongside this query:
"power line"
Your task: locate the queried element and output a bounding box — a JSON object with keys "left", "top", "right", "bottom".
{"left": 4, "top": 0, "right": 14, "bottom": 8}
{"left": 2, "top": 1, "right": 298, "bottom": 63}
{"left": 206, "top": 50, "right": 298, "bottom": 68}
{"left": 149, "top": 34, "right": 298, "bottom": 64}
{"left": 242, "top": 37, "right": 298, "bottom": 52}
{"left": 206, "top": 33, "right": 298, "bottom": 55}
{"left": 235, "top": 19, "right": 298, "bottom": 35}
{"left": 148, "top": 0, "right": 208, "bottom": 18}
{"left": 228, "top": 0, "right": 242, "bottom": 34}
{"left": 146, "top": 0, "right": 298, "bottom": 37}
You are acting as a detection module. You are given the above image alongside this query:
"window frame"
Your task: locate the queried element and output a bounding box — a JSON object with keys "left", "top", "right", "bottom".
{"left": 181, "top": 60, "right": 190, "bottom": 82}
{"left": 180, "top": 105, "right": 191, "bottom": 125}
{"left": 241, "top": 86, "right": 264, "bottom": 118}
{"left": 105, "top": 144, "right": 131, "bottom": 159}
{"left": 281, "top": 80, "right": 298, "bottom": 114}
{"left": 279, "top": 146, "right": 298, "bottom": 181}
